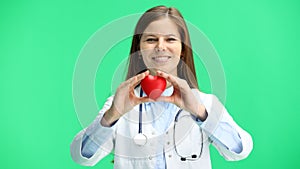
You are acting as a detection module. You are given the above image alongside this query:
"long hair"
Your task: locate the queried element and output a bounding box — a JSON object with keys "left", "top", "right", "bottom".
{"left": 126, "top": 5, "right": 199, "bottom": 89}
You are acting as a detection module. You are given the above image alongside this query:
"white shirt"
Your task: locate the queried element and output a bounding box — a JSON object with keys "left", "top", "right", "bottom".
{"left": 70, "top": 86, "right": 253, "bottom": 169}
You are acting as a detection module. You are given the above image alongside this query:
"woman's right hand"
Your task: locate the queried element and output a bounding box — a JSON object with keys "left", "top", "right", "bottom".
{"left": 101, "top": 70, "right": 152, "bottom": 127}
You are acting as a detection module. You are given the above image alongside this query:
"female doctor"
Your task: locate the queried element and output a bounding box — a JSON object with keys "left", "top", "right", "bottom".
{"left": 70, "top": 5, "right": 253, "bottom": 169}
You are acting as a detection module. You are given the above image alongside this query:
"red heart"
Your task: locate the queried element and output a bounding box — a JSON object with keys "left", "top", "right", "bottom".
{"left": 140, "top": 75, "right": 166, "bottom": 100}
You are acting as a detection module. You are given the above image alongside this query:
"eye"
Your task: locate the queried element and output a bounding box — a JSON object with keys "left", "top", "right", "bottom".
{"left": 146, "top": 38, "right": 157, "bottom": 42}
{"left": 167, "top": 38, "right": 177, "bottom": 42}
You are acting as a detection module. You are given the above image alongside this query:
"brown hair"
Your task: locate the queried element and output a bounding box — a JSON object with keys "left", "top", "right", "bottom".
{"left": 126, "top": 5, "right": 199, "bottom": 89}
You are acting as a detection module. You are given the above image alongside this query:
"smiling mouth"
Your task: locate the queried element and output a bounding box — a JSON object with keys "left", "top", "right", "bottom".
{"left": 152, "top": 56, "right": 171, "bottom": 63}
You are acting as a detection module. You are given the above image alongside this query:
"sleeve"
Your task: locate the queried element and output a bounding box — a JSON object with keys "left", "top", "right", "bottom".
{"left": 194, "top": 92, "right": 253, "bottom": 161}
{"left": 208, "top": 121, "right": 243, "bottom": 153}
{"left": 81, "top": 133, "right": 101, "bottom": 158}
{"left": 70, "top": 96, "right": 116, "bottom": 166}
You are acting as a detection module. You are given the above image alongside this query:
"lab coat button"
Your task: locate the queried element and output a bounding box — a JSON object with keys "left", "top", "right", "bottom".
{"left": 149, "top": 156, "right": 152, "bottom": 160}
{"left": 167, "top": 141, "right": 170, "bottom": 145}
{"left": 168, "top": 154, "right": 172, "bottom": 158}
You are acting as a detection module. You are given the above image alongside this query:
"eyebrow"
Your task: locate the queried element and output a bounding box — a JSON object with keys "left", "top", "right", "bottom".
{"left": 143, "top": 33, "right": 178, "bottom": 37}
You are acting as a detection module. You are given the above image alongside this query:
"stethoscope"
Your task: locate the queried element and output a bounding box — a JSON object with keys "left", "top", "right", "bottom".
{"left": 133, "top": 87, "right": 203, "bottom": 161}
{"left": 132, "top": 87, "right": 148, "bottom": 146}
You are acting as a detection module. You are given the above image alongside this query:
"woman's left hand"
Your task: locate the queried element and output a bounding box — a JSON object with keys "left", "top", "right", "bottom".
{"left": 156, "top": 70, "right": 207, "bottom": 121}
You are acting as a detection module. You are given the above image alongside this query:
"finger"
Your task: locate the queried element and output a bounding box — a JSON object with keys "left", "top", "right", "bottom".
{"left": 155, "top": 96, "right": 174, "bottom": 103}
{"left": 138, "top": 96, "right": 155, "bottom": 103}
{"left": 133, "top": 96, "right": 154, "bottom": 105}
{"left": 123, "top": 70, "right": 148, "bottom": 89}
{"left": 156, "top": 70, "right": 180, "bottom": 89}
{"left": 125, "top": 75, "right": 137, "bottom": 86}
{"left": 130, "top": 70, "right": 149, "bottom": 88}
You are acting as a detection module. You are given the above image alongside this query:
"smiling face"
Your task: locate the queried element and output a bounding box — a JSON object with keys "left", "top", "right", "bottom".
{"left": 140, "top": 18, "right": 182, "bottom": 76}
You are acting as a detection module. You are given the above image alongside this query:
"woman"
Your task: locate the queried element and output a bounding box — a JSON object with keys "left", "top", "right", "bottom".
{"left": 70, "top": 6, "right": 253, "bottom": 169}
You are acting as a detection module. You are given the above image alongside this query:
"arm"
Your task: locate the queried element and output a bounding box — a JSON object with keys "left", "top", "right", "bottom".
{"left": 70, "top": 96, "right": 116, "bottom": 166}
{"left": 154, "top": 71, "right": 252, "bottom": 160}
{"left": 195, "top": 92, "right": 253, "bottom": 161}
{"left": 70, "top": 71, "right": 151, "bottom": 166}
{"left": 208, "top": 121, "right": 243, "bottom": 154}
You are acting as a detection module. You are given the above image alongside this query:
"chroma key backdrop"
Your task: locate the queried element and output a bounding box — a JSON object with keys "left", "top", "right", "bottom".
{"left": 0, "top": 0, "right": 299, "bottom": 169}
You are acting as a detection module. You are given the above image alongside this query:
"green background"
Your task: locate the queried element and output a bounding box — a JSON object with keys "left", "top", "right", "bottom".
{"left": 1, "top": 0, "right": 299, "bottom": 168}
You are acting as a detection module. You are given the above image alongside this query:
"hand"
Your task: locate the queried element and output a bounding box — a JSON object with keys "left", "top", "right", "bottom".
{"left": 156, "top": 70, "right": 207, "bottom": 121}
{"left": 101, "top": 70, "right": 153, "bottom": 126}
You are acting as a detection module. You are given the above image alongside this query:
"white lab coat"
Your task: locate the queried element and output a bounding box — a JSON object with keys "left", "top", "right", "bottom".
{"left": 70, "top": 88, "right": 253, "bottom": 169}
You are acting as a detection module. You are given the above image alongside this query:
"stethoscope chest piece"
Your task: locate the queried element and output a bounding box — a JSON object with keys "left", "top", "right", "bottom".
{"left": 133, "top": 133, "right": 147, "bottom": 146}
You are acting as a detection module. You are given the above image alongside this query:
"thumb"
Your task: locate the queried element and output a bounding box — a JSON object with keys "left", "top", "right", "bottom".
{"left": 155, "top": 96, "right": 173, "bottom": 103}
{"left": 139, "top": 96, "right": 155, "bottom": 103}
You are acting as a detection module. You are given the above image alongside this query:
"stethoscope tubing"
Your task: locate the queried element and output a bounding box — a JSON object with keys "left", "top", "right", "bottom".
{"left": 139, "top": 87, "right": 143, "bottom": 134}
{"left": 137, "top": 86, "right": 203, "bottom": 160}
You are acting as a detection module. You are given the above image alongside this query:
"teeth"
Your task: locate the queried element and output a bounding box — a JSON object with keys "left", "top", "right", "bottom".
{"left": 153, "top": 56, "right": 169, "bottom": 62}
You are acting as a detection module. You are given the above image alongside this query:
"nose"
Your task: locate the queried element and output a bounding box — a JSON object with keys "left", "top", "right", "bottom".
{"left": 155, "top": 38, "right": 166, "bottom": 52}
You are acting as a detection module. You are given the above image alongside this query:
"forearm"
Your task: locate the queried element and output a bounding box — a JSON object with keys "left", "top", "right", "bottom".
{"left": 193, "top": 92, "right": 252, "bottom": 159}
{"left": 100, "top": 104, "right": 121, "bottom": 127}
{"left": 208, "top": 122, "right": 243, "bottom": 153}
{"left": 71, "top": 96, "right": 116, "bottom": 162}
